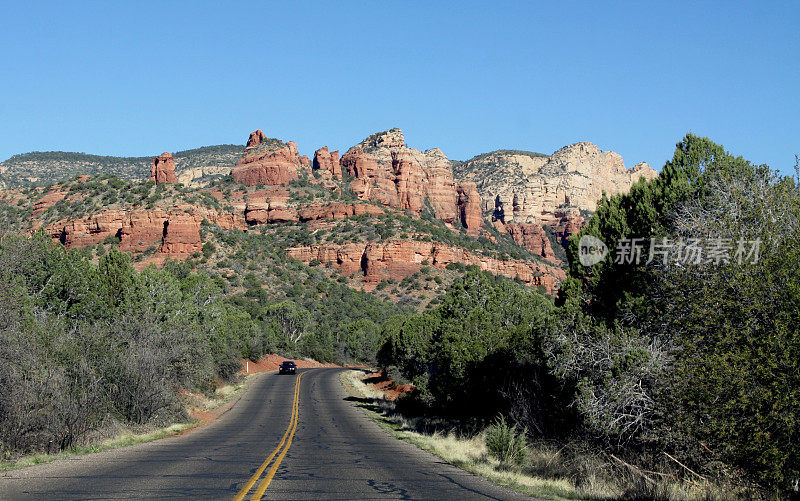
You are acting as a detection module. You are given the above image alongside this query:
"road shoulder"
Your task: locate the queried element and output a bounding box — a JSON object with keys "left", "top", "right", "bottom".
{"left": 340, "top": 369, "right": 576, "bottom": 500}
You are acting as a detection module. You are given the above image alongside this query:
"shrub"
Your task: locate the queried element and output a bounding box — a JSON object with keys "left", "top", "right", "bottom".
{"left": 445, "top": 262, "right": 465, "bottom": 272}
{"left": 485, "top": 416, "right": 528, "bottom": 466}
{"left": 202, "top": 241, "right": 216, "bottom": 258}
{"left": 102, "top": 233, "right": 121, "bottom": 245}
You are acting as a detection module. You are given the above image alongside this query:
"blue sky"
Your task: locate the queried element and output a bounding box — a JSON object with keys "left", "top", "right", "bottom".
{"left": 1, "top": 1, "right": 798, "bottom": 174}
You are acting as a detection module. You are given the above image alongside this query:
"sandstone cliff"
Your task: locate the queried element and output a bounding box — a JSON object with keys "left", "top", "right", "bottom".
{"left": 287, "top": 240, "right": 564, "bottom": 294}
{"left": 246, "top": 129, "right": 267, "bottom": 149}
{"left": 313, "top": 147, "right": 341, "bottom": 179}
{"left": 3, "top": 128, "right": 669, "bottom": 298}
{"left": 232, "top": 130, "right": 308, "bottom": 186}
{"left": 244, "top": 198, "right": 384, "bottom": 225}
{"left": 454, "top": 143, "right": 657, "bottom": 225}
{"left": 341, "top": 129, "right": 481, "bottom": 235}
{"left": 46, "top": 207, "right": 244, "bottom": 264}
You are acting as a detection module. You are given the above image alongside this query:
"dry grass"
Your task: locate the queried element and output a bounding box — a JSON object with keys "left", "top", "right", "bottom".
{"left": 1, "top": 373, "right": 255, "bottom": 472}
{"left": 341, "top": 369, "right": 756, "bottom": 501}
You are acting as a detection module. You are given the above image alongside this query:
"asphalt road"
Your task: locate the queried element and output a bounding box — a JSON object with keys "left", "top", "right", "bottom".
{"left": 0, "top": 368, "right": 531, "bottom": 500}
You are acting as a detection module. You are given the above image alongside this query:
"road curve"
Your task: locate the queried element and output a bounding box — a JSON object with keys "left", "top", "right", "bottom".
{"left": 0, "top": 368, "right": 531, "bottom": 500}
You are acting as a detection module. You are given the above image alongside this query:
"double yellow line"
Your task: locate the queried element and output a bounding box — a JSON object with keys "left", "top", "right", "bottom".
{"left": 233, "top": 370, "right": 307, "bottom": 501}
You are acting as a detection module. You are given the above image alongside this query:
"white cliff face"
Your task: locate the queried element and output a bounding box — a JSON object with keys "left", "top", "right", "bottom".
{"left": 175, "top": 164, "right": 232, "bottom": 187}
{"left": 454, "top": 142, "right": 658, "bottom": 224}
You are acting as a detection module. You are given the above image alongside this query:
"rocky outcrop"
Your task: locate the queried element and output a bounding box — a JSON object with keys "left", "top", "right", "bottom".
{"left": 456, "top": 182, "right": 481, "bottom": 236}
{"left": 504, "top": 223, "right": 556, "bottom": 262}
{"left": 454, "top": 142, "right": 657, "bottom": 226}
{"left": 176, "top": 165, "right": 228, "bottom": 186}
{"left": 391, "top": 149, "right": 425, "bottom": 213}
{"left": 160, "top": 216, "right": 203, "bottom": 255}
{"left": 287, "top": 240, "right": 565, "bottom": 294}
{"left": 552, "top": 209, "right": 584, "bottom": 246}
{"left": 232, "top": 131, "right": 307, "bottom": 186}
{"left": 46, "top": 208, "right": 244, "bottom": 260}
{"left": 341, "top": 128, "right": 480, "bottom": 232}
{"left": 246, "top": 129, "right": 266, "bottom": 150}
{"left": 244, "top": 200, "right": 384, "bottom": 225}
{"left": 298, "top": 202, "right": 383, "bottom": 222}
{"left": 150, "top": 153, "right": 178, "bottom": 184}
{"left": 244, "top": 199, "right": 298, "bottom": 224}
{"left": 423, "top": 148, "right": 459, "bottom": 224}
{"left": 312, "top": 147, "right": 341, "bottom": 179}
{"left": 497, "top": 209, "right": 584, "bottom": 260}
{"left": 452, "top": 142, "right": 656, "bottom": 255}
{"left": 32, "top": 188, "right": 67, "bottom": 215}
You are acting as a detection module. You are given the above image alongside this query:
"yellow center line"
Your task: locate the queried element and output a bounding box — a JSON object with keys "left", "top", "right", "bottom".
{"left": 250, "top": 370, "right": 303, "bottom": 500}
{"left": 232, "top": 370, "right": 307, "bottom": 501}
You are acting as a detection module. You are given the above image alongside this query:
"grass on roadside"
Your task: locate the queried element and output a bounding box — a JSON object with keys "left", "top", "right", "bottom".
{"left": 340, "top": 369, "right": 587, "bottom": 500}
{"left": 340, "top": 369, "right": 755, "bottom": 501}
{"left": 0, "top": 373, "right": 254, "bottom": 472}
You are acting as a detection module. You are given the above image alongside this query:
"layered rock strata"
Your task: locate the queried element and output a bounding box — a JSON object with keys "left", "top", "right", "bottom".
{"left": 287, "top": 240, "right": 564, "bottom": 294}
{"left": 232, "top": 130, "right": 307, "bottom": 186}
{"left": 46, "top": 209, "right": 243, "bottom": 260}
{"left": 340, "top": 129, "right": 481, "bottom": 235}
{"left": 455, "top": 142, "right": 657, "bottom": 226}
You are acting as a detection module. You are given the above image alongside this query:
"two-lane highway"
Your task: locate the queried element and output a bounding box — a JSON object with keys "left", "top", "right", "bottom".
{"left": 0, "top": 368, "right": 530, "bottom": 500}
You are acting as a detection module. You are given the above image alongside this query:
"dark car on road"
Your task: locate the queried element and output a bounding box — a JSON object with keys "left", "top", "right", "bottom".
{"left": 279, "top": 361, "right": 297, "bottom": 375}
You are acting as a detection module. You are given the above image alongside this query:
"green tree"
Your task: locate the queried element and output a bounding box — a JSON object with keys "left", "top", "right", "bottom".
{"left": 561, "top": 133, "right": 750, "bottom": 322}
{"left": 266, "top": 301, "right": 310, "bottom": 346}
{"left": 98, "top": 247, "right": 135, "bottom": 308}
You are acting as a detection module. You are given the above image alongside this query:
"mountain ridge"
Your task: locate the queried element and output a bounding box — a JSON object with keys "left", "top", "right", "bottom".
{"left": 0, "top": 128, "right": 658, "bottom": 299}
{"left": 0, "top": 144, "right": 242, "bottom": 187}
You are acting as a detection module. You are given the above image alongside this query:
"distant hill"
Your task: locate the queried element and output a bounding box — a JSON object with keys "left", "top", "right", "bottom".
{"left": 0, "top": 144, "right": 242, "bottom": 187}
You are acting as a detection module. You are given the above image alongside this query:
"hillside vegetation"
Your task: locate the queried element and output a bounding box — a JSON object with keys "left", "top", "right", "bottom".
{"left": 0, "top": 144, "right": 241, "bottom": 187}
{"left": 451, "top": 149, "right": 548, "bottom": 179}
{"left": 0, "top": 231, "right": 406, "bottom": 456}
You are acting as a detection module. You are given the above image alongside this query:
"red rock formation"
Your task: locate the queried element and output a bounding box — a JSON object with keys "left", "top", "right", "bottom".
{"left": 232, "top": 137, "right": 304, "bottom": 186}
{"left": 244, "top": 200, "right": 298, "bottom": 224}
{"left": 287, "top": 240, "right": 565, "bottom": 294}
{"left": 392, "top": 150, "right": 424, "bottom": 213}
{"left": 504, "top": 223, "right": 557, "bottom": 262}
{"left": 150, "top": 153, "right": 178, "bottom": 184}
{"left": 242, "top": 202, "right": 271, "bottom": 225}
{"left": 553, "top": 210, "right": 584, "bottom": 245}
{"left": 246, "top": 129, "right": 266, "bottom": 149}
{"left": 457, "top": 182, "right": 482, "bottom": 236}
{"left": 46, "top": 208, "right": 245, "bottom": 259}
{"left": 341, "top": 129, "right": 479, "bottom": 232}
{"left": 161, "top": 216, "right": 202, "bottom": 255}
{"left": 288, "top": 242, "right": 367, "bottom": 276}
{"left": 33, "top": 188, "right": 67, "bottom": 215}
{"left": 312, "top": 147, "right": 342, "bottom": 179}
{"left": 299, "top": 155, "right": 311, "bottom": 168}
{"left": 243, "top": 201, "right": 384, "bottom": 226}
{"left": 298, "top": 202, "right": 383, "bottom": 222}
{"left": 342, "top": 149, "right": 400, "bottom": 208}
{"left": 423, "top": 148, "right": 458, "bottom": 224}
{"left": 329, "top": 151, "right": 340, "bottom": 175}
